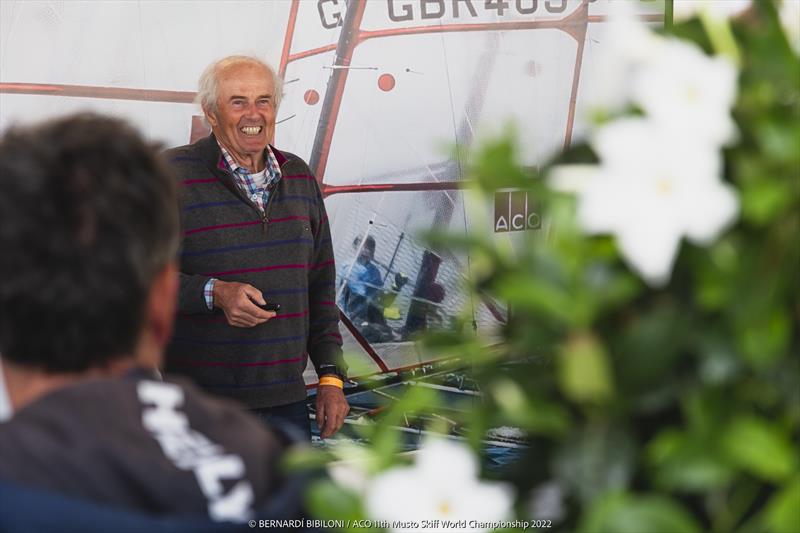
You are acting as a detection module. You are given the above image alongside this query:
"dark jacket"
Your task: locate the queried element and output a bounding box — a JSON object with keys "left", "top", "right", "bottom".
{"left": 0, "top": 369, "right": 286, "bottom": 520}
{"left": 164, "top": 135, "right": 346, "bottom": 408}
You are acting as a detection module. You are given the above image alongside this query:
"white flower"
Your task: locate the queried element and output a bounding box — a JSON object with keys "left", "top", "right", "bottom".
{"left": 328, "top": 461, "right": 370, "bottom": 495}
{"left": 673, "top": 0, "right": 751, "bottom": 22}
{"left": 326, "top": 441, "right": 375, "bottom": 495}
{"left": 589, "top": 1, "right": 664, "bottom": 112}
{"left": 364, "top": 438, "right": 514, "bottom": 533}
{"left": 553, "top": 118, "right": 739, "bottom": 286}
{"left": 780, "top": 0, "right": 800, "bottom": 55}
{"left": 631, "top": 38, "right": 739, "bottom": 147}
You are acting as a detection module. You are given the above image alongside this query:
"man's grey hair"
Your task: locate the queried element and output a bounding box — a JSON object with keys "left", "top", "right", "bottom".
{"left": 196, "top": 55, "right": 284, "bottom": 115}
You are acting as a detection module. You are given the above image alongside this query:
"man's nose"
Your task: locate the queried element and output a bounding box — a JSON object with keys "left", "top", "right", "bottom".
{"left": 244, "top": 102, "right": 259, "bottom": 117}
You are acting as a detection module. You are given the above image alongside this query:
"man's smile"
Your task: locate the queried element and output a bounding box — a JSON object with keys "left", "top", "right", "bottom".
{"left": 239, "top": 125, "right": 263, "bottom": 136}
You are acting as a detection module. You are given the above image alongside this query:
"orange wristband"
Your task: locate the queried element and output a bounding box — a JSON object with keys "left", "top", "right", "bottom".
{"left": 318, "top": 376, "right": 344, "bottom": 388}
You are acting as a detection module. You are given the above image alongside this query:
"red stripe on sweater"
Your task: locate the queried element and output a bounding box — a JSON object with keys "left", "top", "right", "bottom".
{"left": 184, "top": 220, "right": 260, "bottom": 235}
{"left": 310, "top": 260, "right": 335, "bottom": 269}
{"left": 269, "top": 215, "right": 310, "bottom": 223}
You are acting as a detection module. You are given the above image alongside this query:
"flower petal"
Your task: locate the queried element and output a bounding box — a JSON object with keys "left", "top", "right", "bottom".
{"left": 617, "top": 223, "right": 683, "bottom": 287}
{"left": 684, "top": 182, "right": 739, "bottom": 244}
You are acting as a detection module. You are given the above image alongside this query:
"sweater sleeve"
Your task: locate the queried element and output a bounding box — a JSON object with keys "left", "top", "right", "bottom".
{"left": 178, "top": 272, "right": 215, "bottom": 314}
{"left": 306, "top": 178, "right": 347, "bottom": 378}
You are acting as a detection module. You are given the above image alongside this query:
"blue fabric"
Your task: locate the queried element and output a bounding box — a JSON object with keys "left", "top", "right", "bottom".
{"left": 340, "top": 261, "right": 382, "bottom": 321}
{"left": 345, "top": 262, "right": 381, "bottom": 297}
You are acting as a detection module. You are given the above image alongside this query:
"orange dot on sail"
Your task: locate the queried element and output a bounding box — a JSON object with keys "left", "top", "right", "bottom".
{"left": 378, "top": 74, "right": 395, "bottom": 92}
{"left": 304, "top": 89, "right": 320, "bottom": 105}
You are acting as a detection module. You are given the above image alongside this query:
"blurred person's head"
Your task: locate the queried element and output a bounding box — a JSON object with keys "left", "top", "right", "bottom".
{"left": 357, "top": 235, "right": 376, "bottom": 265}
{"left": 197, "top": 55, "right": 281, "bottom": 170}
{"left": 0, "top": 113, "right": 180, "bottom": 409}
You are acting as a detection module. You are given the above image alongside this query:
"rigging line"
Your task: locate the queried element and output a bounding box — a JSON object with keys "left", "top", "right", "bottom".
{"left": 439, "top": 23, "right": 477, "bottom": 333}
{"left": 438, "top": 25, "right": 462, "bottom": 210}
{"left": 322, "top": 65, "right": 378, "bottom": 70}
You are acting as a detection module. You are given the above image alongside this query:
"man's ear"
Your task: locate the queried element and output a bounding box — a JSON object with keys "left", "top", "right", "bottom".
{"left": 146, "top": 261, "right": 179, "bottom": 349}
{"left": 203, "top": 105, "right": 218, "bottom": 129}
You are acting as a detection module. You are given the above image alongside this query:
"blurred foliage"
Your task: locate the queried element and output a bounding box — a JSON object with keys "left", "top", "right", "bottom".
{"left": 302, "top": 1, "right": 799, "bottom": 532}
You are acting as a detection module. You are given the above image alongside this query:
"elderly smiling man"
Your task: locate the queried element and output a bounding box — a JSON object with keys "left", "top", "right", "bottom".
{"left": 164, "top": 55, "right": 349, "bottom": 440}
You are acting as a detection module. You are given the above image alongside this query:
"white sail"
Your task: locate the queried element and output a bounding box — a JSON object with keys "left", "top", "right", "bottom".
{"left": 0, "top": 0, "right": 663, "bottom": 385}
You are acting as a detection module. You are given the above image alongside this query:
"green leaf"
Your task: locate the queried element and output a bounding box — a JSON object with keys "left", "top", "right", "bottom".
{"left": 736, "top": 308, "right": 791, "bottom": 369}
{"left": 648, "top": 430, "right": 734, "bottom": 492}
{"left": 696, "top": 335, "right": 742, "bottom": 386}
{"left": 281, "top": 446, "right": 334, "bottom": 472}
{"left": 555, "top": 426, "right": 637, "bottom": 505}
{"left": 490, "top": 378, "right": 571, "bottom": 437}
{"left": 765, "top": 477, "right": 800, "bottom": 533}
{"left": 740, "top": 175, "right": 796, "bottom": 226}
{"left": 579, "top": 493, "right": 702, "bottom": 533}
{"left": 467, "top": 126, "right": 537, "bottom": 191}
{"left": 305, "top": 480, "right": 375, "bottom": 531}
{"left": 695, "top": 237, "right": 740, "bottom": 310}
{"left": 370, "top": 385, "right": 438, "bottom": 469}
{"left": 721, "top": 416, "right": 797, "bottom": 482}
{"left": 494, "top": 274, "right": 577, "bottom": 325}
{"left": 612, "top": 302, "right": 689, "bottom": 395}
{"left": 754, "top": 120, "right": 800, "bottom": 166}
{"left": 558, "top": 332, "right": 614, "bottom": 404}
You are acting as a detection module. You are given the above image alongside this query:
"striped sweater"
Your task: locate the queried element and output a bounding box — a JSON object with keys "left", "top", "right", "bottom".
{"left": 164, "top": 134, "right": 345, "bottom": 409}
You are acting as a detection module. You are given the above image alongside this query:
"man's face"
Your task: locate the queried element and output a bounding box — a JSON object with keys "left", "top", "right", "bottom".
{"left": 205, "top": 63, "right": 276, "bottom": 164}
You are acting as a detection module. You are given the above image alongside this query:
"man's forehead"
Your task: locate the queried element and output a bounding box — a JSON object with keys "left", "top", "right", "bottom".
{"left": 218, "top": 64, "right": 274, "bottom": 95}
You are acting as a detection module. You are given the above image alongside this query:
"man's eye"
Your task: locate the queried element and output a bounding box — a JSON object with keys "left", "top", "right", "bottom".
{"left": 232, "top": 100, "right": 245, "bottom": 106}
{"left": 258, "top": 98, "right": 271, "bottom": 106}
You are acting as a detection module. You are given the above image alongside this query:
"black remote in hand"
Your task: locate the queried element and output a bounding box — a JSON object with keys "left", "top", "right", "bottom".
{"left": 257, "top": 302, "right": 281, "bottom": 312}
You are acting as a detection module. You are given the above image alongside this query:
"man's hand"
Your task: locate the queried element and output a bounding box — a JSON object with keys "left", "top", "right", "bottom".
{"left": 316, "top": 385, "right": 350, "bottom": 439}
{"left": 213, "top": 280, "right": 276, "bottom": 327}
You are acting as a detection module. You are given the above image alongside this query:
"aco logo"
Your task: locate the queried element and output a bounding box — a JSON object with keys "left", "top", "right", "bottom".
{"left": 494, "top": 190, "right": 541, "bottom": 233}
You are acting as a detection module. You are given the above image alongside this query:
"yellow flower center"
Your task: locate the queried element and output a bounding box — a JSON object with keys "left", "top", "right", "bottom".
{"left": 657, "top": 178, "right": 673, "bottom": 196}
{"left": 438, "top": 501, "right": 451, "bottom": 516}
{"left": 686, "top": 85, "right": 700, "bottom": 103}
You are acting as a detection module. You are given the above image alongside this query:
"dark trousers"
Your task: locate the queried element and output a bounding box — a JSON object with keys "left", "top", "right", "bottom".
{"left": 250, "top": 399, "right": 312, "bottom": 441}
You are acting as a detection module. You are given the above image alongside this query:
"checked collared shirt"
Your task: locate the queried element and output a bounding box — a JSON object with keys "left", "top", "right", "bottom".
{"left": 204, "top": 142, "right": 283, "bottom": 310}
{"left": 218, "top": 141, "right": 282, "bottom": 213}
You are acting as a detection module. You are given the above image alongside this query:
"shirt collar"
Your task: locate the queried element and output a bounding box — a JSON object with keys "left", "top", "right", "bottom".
{"left": 216, "top": 139, "right": 282, "bottom": 181}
